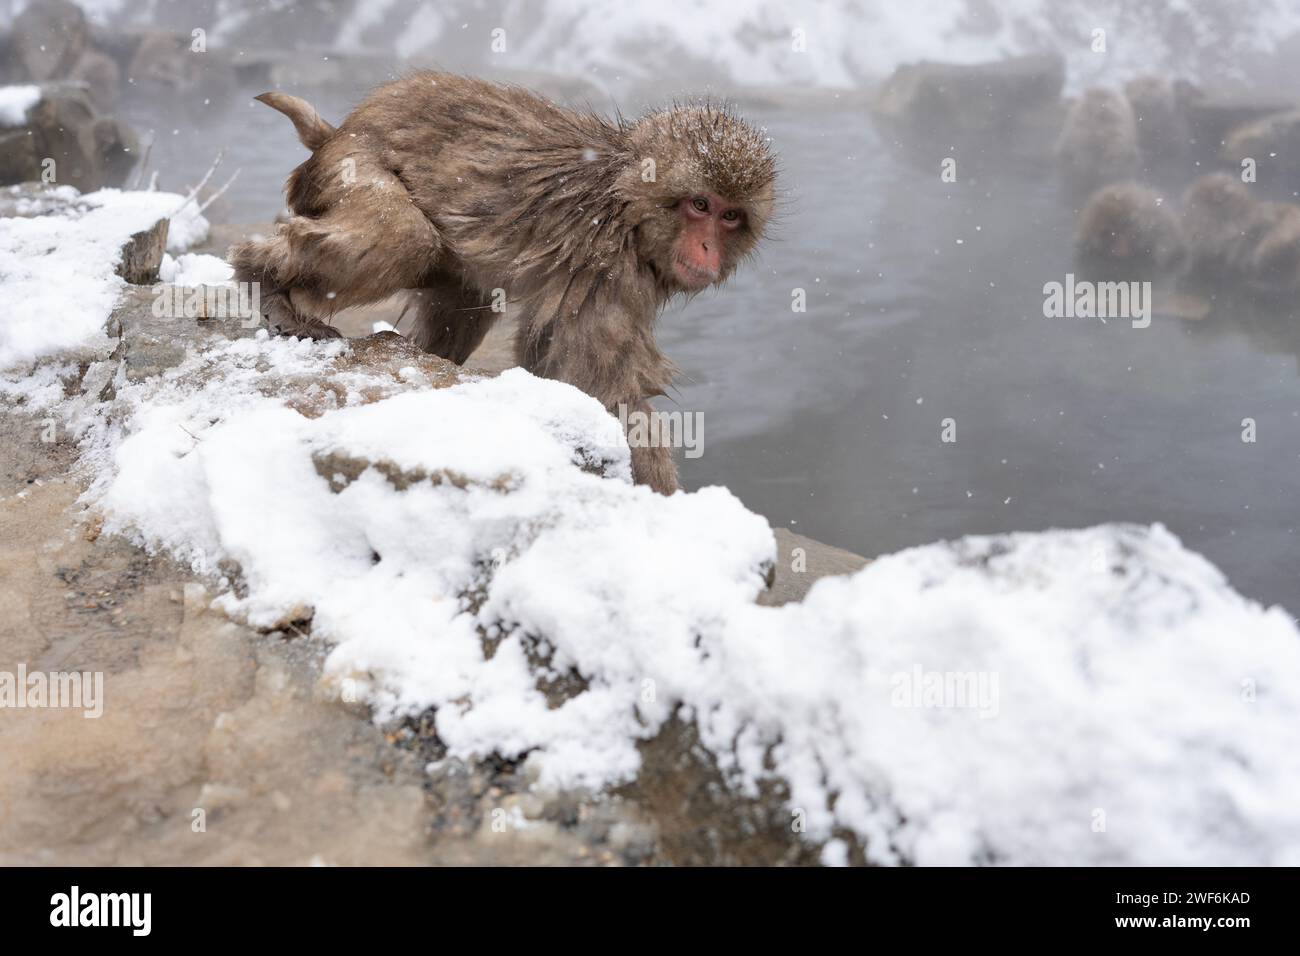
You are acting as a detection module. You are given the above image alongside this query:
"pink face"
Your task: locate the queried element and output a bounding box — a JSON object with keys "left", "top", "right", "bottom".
{"left": 672, "top": 192, "right": 745, "bottom": 290}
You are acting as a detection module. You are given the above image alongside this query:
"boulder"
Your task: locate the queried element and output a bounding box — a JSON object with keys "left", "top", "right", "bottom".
{"left": 871, "top": 55, "right": 1066, "bottom": 162}
{"left": 11, "top": 0, "right": 89, "bottom": 83}
{"left": 1186, "top": 93, "right": 1298, "bottom": 151}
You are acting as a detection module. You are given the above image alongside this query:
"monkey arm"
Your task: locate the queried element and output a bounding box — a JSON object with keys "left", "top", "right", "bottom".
{"left": 515, "top": 266, "right": 680, "bottom": 494}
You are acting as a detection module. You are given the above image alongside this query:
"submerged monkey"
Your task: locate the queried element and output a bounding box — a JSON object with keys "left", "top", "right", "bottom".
{"left": 1074, "top": 181, "right": 1186, "bottom": 278}
{"left": 1056, "top": 88, "right": 1139, "bottom": 200}
{"left": 232, "top": 73, "right": 777, "bottom": 494}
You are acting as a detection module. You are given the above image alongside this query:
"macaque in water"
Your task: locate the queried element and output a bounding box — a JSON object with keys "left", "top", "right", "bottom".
{"left": 1074, "top": 182, "right": 1186, "bottom": 277}
{"left": 232, "top": 73, "right": 776, "bottom": 495}
{"left": 1056, "top": 89, "right": 1139, "bottom": 200}
{"left": 1251, "top": 204, "right": 1300, "bottom": 292}
{"left": 1123, "top": 76, "right": 1199, "bottom": 171}
{"left": 1181, "top": 173, "right": 1283, "bottom": 281}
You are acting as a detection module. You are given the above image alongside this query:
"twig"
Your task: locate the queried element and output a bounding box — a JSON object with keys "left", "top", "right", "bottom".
{"left": 170, "top": 150, "right": 225, "bottom": 216}
{"left": 196, "top": 169, "right": 241, "bottom": 215}
{"left": 128, "top": 136, "right": 154, "bottom": 191}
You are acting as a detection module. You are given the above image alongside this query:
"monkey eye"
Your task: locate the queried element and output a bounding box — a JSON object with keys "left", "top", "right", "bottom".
{"left": 720, "top": 208, "right": 741, "bottom": 223}
{"left": 691, "top": 196, "right": 709, "bottom": 214}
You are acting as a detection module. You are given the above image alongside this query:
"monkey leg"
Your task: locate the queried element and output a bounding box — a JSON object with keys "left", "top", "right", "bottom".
{"left": 230, "top": 168, "right": 443, "bottom": 340}
{"left": 624, "top": 400, "right": 680, "bottom": 495}
{"left": 407, "top": 274, "right": 499, "bottom": 365}
{"left": 516, "top": 305, "right": 680, "bottom": 494}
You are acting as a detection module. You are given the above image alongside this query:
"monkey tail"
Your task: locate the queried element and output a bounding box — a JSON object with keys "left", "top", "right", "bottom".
{"left": 254, "top": 92, "right": 337, "bottom": 151}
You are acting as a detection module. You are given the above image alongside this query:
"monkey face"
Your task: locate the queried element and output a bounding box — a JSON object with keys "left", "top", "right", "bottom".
{"left": 671, "top": 192, "right": 747, "bottom": 289}
{"left": 622, "top": 105, "right": 776, "bottom": 295}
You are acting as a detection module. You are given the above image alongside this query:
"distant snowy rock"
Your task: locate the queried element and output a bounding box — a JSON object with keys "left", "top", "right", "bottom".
{"left": 55, "top": 0, "right": 1300, "bottom": 93}
{"left": 0, "top": 85, "right": 41, "bottom": 127}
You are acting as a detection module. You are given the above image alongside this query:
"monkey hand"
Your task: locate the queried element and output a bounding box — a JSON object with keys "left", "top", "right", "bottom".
{"left": 631, "top": 442, "right": 679, "bottom": 495}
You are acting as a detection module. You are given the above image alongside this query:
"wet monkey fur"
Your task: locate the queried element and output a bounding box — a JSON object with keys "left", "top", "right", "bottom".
{"left": 232, "top": 74, "right": 777, "bottom": 494}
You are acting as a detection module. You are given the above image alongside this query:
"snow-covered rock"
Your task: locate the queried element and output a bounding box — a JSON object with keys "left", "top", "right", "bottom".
{"left": 66, "top": 318, "right": 1300, "bottom": 867}
{"left": 4, "top": 183, "right": 1298, "bottom": 864}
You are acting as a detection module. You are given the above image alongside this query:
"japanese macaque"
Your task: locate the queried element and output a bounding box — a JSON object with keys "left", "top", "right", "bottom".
{"left": 1222, "top": 109, "right": 1300, "bottom": 193}
{"left": 1075, "top": 182, "right": 1186, "bottom": 277}
{"left": 10, "top": 0, "right": 119, "bottom": 111}
{"left": 231, "top": 73, "right": 776, "bottom": 494}
{"left": 1250, "top": 204, "right": 1300, "bottom": 292}
{"left": 1123, "top": 76, "right": 1197, "bottom": 168}
{"left": 1180, "top": 173, "right": 1282, "bottom": 280}
{"left": 11, "top": 0, "right": 87, "bottom": 82}
{"left": 1056, "top": 89, "right": 1139, "bottom": 200}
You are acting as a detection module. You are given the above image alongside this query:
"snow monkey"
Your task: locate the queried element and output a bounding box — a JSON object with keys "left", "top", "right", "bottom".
{"left": 1180, "top": 173, "right": 1286, "bottom": 281}
{"left": 1056, "top": 88, "right": 1139, "bottom": 200}
{"left": 1074, "top": 181, "right": 1186, "bottom": 277}
{"left": 231, "top": 73, "right": 778, "bottom": 494}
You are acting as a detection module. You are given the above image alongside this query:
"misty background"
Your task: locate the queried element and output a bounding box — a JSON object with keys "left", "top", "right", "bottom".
{"left": 7, "top": 0, "right": 1300, "bottom": 612}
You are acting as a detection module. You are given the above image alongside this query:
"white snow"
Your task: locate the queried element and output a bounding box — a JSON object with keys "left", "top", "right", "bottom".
{"left": 159, "top": 252, "right": 235, "bottom": 286}
{"left": 0, "top": 85, "right": 41, "bottom": 127}
{"left": 61, "top": 327, "right": 1300, "bottom": 866}
{"left": 0, "top": 186, "right": 209, "bottom": 370}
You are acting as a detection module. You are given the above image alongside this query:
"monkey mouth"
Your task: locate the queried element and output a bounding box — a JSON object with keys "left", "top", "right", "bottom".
{"left": 671, "top": 258, "right": 719, "bottom": 290}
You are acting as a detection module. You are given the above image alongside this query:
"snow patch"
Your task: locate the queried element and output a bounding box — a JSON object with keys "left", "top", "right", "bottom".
{"left": 159, "top": 252, "right": 235, "bottom": 286}
{"left": 0, "top": 85, "right": 41, "bottom": 127}
{"left": 0, "top": 187, "right": 209, "bottom": 370}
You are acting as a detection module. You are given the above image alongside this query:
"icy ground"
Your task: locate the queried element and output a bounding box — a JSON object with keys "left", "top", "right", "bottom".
{"left": 5, "top": 186, "right": 1300, "bottom": 865}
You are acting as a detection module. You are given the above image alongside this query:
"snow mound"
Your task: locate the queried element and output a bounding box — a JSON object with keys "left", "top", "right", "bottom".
{"left": 76, "top": 330, "right": 1300, "bottom": 866}
{"left": 0, "top": 187, "right": 210, "bottom": 370}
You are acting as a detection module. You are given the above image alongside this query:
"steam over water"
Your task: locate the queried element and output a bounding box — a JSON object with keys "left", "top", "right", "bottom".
{"left": 46, "top": 0, "right": 1300, "bottom": 611}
